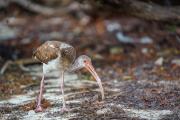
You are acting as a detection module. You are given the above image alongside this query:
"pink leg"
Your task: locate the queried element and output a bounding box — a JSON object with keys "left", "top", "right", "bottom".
{"left": 35, "top": 74, "right": 45, "bottom": 112}
{"left": 60, "top": 71, "right": 68, "bottom": 112}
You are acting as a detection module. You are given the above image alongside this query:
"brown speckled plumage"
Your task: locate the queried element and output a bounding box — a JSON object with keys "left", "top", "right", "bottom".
{"left": 33, "top": 41, "right": 76, "bottom": 70}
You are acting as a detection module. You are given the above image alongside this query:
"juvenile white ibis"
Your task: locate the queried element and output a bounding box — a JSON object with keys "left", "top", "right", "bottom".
{"left": 33, "top": 41, "right": 104, "bottom": 112}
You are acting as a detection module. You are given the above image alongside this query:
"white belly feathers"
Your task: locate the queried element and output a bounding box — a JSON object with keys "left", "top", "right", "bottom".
{"left": 43, "top": 57, "right": 62, "bottom": 74}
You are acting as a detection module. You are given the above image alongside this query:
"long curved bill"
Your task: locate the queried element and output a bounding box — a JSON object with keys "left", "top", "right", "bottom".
{"left": 85, "top": 61, "right": 104, "bottom": 100}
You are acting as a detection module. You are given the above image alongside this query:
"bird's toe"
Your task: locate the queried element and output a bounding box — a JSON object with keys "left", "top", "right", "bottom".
{"left": 35, "top": 106, "right": 43, "bottom": 112}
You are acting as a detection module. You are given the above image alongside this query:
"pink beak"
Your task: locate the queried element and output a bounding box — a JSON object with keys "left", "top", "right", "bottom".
{"left": 85, "top": 61, "right": 104, "bottom": 100}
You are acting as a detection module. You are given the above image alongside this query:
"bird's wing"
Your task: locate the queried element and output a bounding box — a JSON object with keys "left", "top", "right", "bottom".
{"left": 33, "top": 41, "right": 59, "bottom": 64}
{"left": 33, "top": 41, "right": 76, "bottom": 67}
{"left": 59, "top": 42, "right": 76, "bottom": 69}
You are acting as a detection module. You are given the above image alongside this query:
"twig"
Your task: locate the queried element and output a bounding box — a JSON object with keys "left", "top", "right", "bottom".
{"left": 0, "top": 58, "right": 39, "bottom": 75}
{"left": 0, "top": 60, "right": 13, "bottom": 75}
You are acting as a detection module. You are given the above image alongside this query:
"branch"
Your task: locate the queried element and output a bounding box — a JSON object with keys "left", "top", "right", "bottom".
{"left": 91, "top": 0, "right": 180, "bottom": 22}
{"left": 0, "top": 0, "right": 68, "bottom": 16}
{"left": 128, "top": 0, "right": 180, "bottom": 21}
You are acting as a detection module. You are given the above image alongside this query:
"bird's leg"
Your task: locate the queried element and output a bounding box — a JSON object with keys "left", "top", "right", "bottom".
{"left": 60, "top": 71, "right": 68, "bottom": 112}
{"left": 35, "top": 74, "right": 45, "bottom": 112}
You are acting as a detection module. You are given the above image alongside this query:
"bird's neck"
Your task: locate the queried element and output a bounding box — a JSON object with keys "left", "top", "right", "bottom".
{"left": 68, "top": 59, "right": 82, "bottom": 72}
{"left": 69, "top": 62, "right": 78, "bottom": 72}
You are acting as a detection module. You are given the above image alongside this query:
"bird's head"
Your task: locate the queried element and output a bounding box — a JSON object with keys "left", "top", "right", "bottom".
{"left": 71, "top": 55, "right": 104, "bottom": 99}
{"left": 75, "top": 55, "right": 91, "bottom": 69}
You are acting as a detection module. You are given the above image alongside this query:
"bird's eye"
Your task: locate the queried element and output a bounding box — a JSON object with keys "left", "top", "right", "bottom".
{"left": 84, "top": 60, "right": 87, "bottom": 63}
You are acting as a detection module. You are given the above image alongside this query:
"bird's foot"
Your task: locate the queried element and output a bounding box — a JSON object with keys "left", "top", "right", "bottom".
{"left": 60, "top": 107, "right": 69, "bottom": 113}
{"left": 35, "top": 105, "right": 43, "bottom": 112}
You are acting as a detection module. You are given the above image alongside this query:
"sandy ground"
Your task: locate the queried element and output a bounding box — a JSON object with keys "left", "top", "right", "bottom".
{"left": 0, "top": 65, "right": 179, "bottom": 120}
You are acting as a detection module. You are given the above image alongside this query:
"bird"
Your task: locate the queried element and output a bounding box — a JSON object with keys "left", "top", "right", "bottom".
{"left": 33, "top": 40, "right": 104, "bottom": 112}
